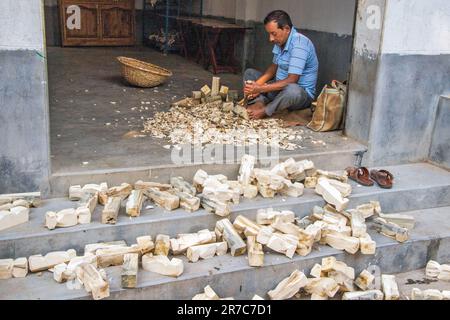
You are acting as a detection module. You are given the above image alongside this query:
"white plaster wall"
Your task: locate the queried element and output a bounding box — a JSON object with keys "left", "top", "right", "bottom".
{"left": 259, "top": 0, "right": 356, "bottom": 36}
{"left": 381, "top": 0, "right": 450, "bottom": 55}
{"left": 353, "top": 0, "right": 385, "bottom": 57}
{"left": 0, "top": 0, "right": 45, "bottom": 50}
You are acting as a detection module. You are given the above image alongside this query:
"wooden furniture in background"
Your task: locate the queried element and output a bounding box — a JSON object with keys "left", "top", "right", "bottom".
{"left": 59, "top": 0, "right": 135, "bottom": 46}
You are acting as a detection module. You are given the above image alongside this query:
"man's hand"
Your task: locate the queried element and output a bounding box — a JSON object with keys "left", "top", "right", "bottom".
{"left": 244, "top": 81, "right": 263, "bottom": 97}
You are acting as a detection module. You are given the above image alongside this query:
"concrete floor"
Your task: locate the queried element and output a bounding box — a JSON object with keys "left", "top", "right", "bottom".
{"left": 47, "top": 46, "right": 357, "bottom": 175}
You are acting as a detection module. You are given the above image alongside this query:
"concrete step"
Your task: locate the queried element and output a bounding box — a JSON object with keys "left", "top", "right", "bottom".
{"left": 0, "top": 206, "right": 449, "bottom": 300}
{"left": 48, "top": 137, "right": 367, "bottom": 198}
{"left": 1, "top": 163, "right": 449, "bottom": 259}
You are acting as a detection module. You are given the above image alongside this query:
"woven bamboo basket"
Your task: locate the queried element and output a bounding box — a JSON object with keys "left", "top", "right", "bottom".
{"left": 117, "top": 56, "right": 173, "bottom": 88}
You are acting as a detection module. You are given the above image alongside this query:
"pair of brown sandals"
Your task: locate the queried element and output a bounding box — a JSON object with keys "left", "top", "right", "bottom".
{"left": 346, "top": 167, "right": 394, "bottom": 189}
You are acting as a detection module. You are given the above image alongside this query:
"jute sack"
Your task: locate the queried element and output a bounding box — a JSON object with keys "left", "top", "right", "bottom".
{"left": 307, "top": 80, "right": 347, "bottom": 132}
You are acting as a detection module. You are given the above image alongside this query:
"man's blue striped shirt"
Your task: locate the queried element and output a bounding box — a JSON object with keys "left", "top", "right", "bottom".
{"left": 272, "top": 28, "right": 319, "bottom": 99}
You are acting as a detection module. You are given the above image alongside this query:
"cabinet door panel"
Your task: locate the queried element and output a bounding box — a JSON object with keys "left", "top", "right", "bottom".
{"left": 60, "top": 2, "right": 100, "bottom": 45}
{"left": 100, "top": 4, "right": 135, "bottom": 45}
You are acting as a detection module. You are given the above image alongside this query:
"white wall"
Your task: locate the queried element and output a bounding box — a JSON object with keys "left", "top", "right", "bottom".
{"left": 381, "top": 0, "right": 450, "bottom": 55}
{"left": 259, "top": 0, "right": 356, "bottom": 36}
{"left": 0, "top": 0, "right": 45, "bottom": 50}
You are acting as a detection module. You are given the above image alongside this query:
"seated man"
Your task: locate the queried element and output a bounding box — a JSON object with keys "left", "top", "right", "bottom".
{"left": 244, "top": 10, "right": 319, "bottom": 120}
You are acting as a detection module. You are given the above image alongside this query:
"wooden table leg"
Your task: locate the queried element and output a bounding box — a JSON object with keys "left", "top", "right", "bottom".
{"left": 205, "top": 28, "right": 222, "bottom": 74}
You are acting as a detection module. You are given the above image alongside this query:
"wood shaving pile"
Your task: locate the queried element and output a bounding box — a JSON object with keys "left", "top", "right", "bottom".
{"left": 143, "top": 101, "right": 303, "bottom": 150}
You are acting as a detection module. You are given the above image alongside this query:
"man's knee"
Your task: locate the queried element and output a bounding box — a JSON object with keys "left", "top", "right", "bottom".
{"left": 283, "top": 83, "right": 303, "bottom": 97}
{"left": 244, "top": 68, "right": 260, "bottom": 82}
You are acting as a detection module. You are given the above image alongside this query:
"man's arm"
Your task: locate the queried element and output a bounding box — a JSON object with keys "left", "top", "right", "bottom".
{"left": 255, "top": 63, "right": 278, "bottom": 85}
{"left": 245, "top": 72, "right": 300, "bottom": 95}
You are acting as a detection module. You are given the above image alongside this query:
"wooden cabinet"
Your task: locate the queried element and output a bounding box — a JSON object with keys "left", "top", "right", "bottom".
{"left": 59, "top": 0, "right": 135, "bottom": 46}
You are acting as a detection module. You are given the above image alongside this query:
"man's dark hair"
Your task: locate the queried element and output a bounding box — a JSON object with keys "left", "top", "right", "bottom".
{"left": 264, "top": 10, "right": 293, "bottom": 29}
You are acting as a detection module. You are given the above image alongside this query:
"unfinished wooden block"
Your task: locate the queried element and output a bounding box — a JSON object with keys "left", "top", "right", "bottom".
{"left": 134, "top": 180, "right": 172, "bottom": 192}
{"left": 321, "top": 259, "right": 355, "bottom": 280}
{"left": 76, "top": 263, "right": 110, "bottom": 300}
{"left": 53, "top": 263, "right": 69, "bottom": 283}
{"left": 378, "top": 213, "right": 415, "bottom": 230}
{"left": 102, "top": 196, "right": 122, "bottom": 225}
{"left": 342, "top": 290, "right": 384, "bottom": 300}
{"left": 79, "top": 192, "right": 98, "bottom": 214}
{"left": 438, "top": 264, "right": 450, "bottom": 281}
{"left": 316, "top": 170, "right": 348, "bottom": 183}
{"left": 280, "top": 182, "right": 304, "bottom": 198}
{"left": 296, "top": 216, "right": 313, "bottom": 229}
{"left": 201, "top": 195, "right": 230, "bottom": 217}
{"left": 266, "top": 233, "right": 298, "bottom": 259}
{"left": 145, "top": 188, "right": 179, "bottom": 211}
{"left": 373, "top": 217, "right": 409, "bottom": 243}
{"left": 0, "top": 259, "right": 14, "bottom": 280}
{"left": 252, "top": 294, "right": 264, "bottom": 300}
{"left": 170, "top": 176, "right": 196, "bottom": 196}
{"left": 171, "top": 190, "right": 200, "bottom": 212}
{"left": 64, "top": 254, "right": 98, "bottom": 280}
{"left": 106, "top": 183, "right": 132, "bottom": 200}
{"left": 76, "top": 206, "right": 91, "bottom": 224}
{"left": 327, "top": 179, "right": 352, "bottom": 197}
{"left": 256, "top": 226, "right": 275, "bottom": 245}
{"left": 192, "top": 91, "right": 202, "bottom": 100}
{"left": 211, "top": 76, "right": 220, "bottom": 96}
{"left": 268, "top": 270, "right": 308, "bottom": 300}
{"left": 305, "top": 277, "right": 340, "bottom": 299}
{"left": 46, "top": 208, "right": 78, "bottom": 230}
{"left": 0, "top": 206, "right": 29, "bottom": 232}
{"left": 200, "top": 84, "right": 211, "bottom": 97}
{"left": 96, "top": 246, "right": 140, "bottom": 268}
{"left": 192, "top": 285, "right": 220, "bottom": 300}
{"left": 324, "top": 233, "right": 360, "bottom": 254}
{"left": 233, "top": 215, "right": 261, "bottom": 237}
{"left": 257, "top": 183, "right": 276, "bottom": 198}
{"left": 256, "top": 208, "right": 295, "bottom": 225}
{"left": 411, "top": 288, "right": 445, "bottom": 300}
{"left": 381, "top": 274, "right": 400, "bottom": 300}
{"left": 136, "top": 236, "right": 154, "bottom": 255}
{"left": 154, "top": 234, "right": 171, "bottom": 256}
{"left": 12, "top": 257, "right": 28, "bottom": 278}
{"left": 315, "top": 178, "right": 349, "bottom": 212}
{"left": 355, "top": 201, "right": 381, "bottom": 219}
{"left": 247, "top": 236, "right": 264, "bottom": 267}
{"left": 304, "top": 177, "right": 318, "bottom": 189}
{"left": 351, "top": 210, "right": 367, "bottom": 238}
{"left": 425, "top": 260, "right": 441, "bottom": 278}
{"left": 238, "top": 155, "right": 256, "bottom": 186}
{"left": 187, "top": 242, "right": 228, "bottom": 263}
{"left": 216, "top": 219, "right": 246, "bottom": 256}
{"left": 359, "top": 233, "right": 376, "bottom": 255}
{"left": 84, "top": 240, "right": 127, "bottom": 256}
{"left": 243, "top": 184, "right": 258, "bottom": 199}
{"left": 69, "top": 185, "right": 84, "bottom": 201}
{"left": 170, "top": 229, "right": 216, "bottom": 255}
{"left": 305, "top": 221, "right": 329, "bottom": 241}
{"left": 29, "top": 249, "right": 75, "bottom": 272}
{"left": 142, "top": 253, "right": 183, "bottom": 277}
{"left": 126, "top": 190, "right": 145, "bottom": 217}
{"left": 310, "top": 264, "right": 323, "bottom": 278}
{"left": 219, "top": 85, "right": 229, "bottom": 99}
{"left": 121, "top": 253, "right": 139, "bottom": 288}
{"left": 193, "top": 169, "right": 209, "bottom": 193}
{"left": 354, "top": 269, "right": 375, "bottom": 291}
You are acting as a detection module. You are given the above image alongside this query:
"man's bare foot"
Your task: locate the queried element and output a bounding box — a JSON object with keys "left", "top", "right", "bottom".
{"left": 247, "top": 101, "right": 265, "bottom": 112}
{"left": 248, "top": 106, "right": 267, "bottom": 120}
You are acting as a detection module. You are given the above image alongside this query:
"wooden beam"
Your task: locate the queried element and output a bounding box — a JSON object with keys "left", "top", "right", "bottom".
{"left": 342, "top": 290, "right": 384, "bottom": 300}
{"left": 324, "top": 233, "right": 360, "bottom": 254}
{"left": 268, "top": 270, "right": 308, "bottom": 300}
{"left": 247, "top": 236, "right": 264, "bottom": 267}
{"left": 84, "top": 240, "right": 127, "bottom": 256}
{"left": 381, "top": 274, "right": 400, "bottom": 300}
{"left": 154, "top": 234, "right": 171, "bottom": 256}
{"left": 170, "top": 176, "right": 196, "bottom": 196}
{"left": 29, "top": 249, "right": 76, "bottom": 272}
{"left": 373, "top": 217, "right": 409, "bottom": 243}
{"left": 186, "top": 242, "right": 227, "bottom": 263}
{"left": 102, "top": 196, "right": 122, "bottom": 224}
{"left": 0, "top": 206, "right": 29, "bottom": 232}
{"left": 134, "top": 180, "right": 172, "bottom": 192}
{"left": 126, "top": 190, "right": 145, "bottom": 217}
{"left": 76, "top": 263, "right": 110, "bottom": 300}
{"left": 144, "top": 188, "right": 179, "bottom": 211}
{"left": 378, "top": 213, "right": 415, "bottom": 230}
{"left": 96, "top": 246, "right": 140, "bottom": 268}
{"left": 216, "top": 219, "right": 246, "bottom": 256}
{"left": 142, "top": 254, "right": 183, "bottom": 277}
{"left": 121, "top": 253, "right": 139, "bottom": 288}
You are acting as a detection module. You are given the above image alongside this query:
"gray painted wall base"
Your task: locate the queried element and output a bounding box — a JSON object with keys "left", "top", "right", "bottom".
{"left": 0, "top": 50, "right": 50, "bottom": 194}
{"left": 429, "top": 95, "right": 450, "bottom": 169}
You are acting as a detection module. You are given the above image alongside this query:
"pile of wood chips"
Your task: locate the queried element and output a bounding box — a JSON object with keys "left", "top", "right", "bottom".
{"left": 142, "top": 77, "right": 303, "bottom": 151}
